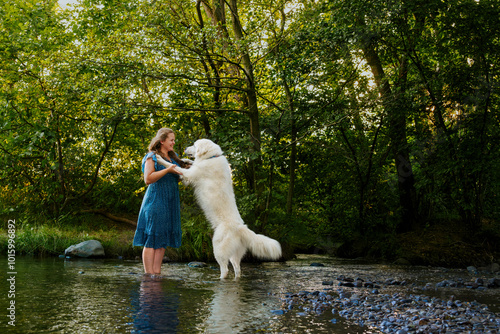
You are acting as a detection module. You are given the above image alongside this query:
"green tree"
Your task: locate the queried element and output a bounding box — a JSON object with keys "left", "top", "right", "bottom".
{"left": 0, "top": 0, "right": 145, "bottom": 216}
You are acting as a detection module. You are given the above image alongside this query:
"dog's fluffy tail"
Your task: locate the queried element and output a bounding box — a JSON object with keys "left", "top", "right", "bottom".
{"left": 241, "top": 226, "right": 282, "bottom": 260}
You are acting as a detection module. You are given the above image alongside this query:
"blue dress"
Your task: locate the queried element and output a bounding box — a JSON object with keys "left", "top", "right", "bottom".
{"left": 133, "top": 152, "right": 182, "bottom": 249}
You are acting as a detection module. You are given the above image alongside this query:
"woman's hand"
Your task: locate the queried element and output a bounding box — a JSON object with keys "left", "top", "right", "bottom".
{"left": 166, "top": 164, "right": 182, "bottom": 175}
{"left": 144, "top": 158, "right": 181, "bottom": 185}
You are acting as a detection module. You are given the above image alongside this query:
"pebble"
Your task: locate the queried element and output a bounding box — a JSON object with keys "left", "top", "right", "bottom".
{"left": 310, "top": 262, "right": 325, "bottom": 267}
{"left": 187, "top": 261, "right": 207, "bottom": 268}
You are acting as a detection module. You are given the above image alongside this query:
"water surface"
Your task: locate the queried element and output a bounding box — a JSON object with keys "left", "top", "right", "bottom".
{"left": 1, "top": 255, "right": 498, "bottom": 333}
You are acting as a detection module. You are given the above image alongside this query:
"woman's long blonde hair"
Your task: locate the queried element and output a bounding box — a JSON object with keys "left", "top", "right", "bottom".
{"left": 148, "top": 128, "right": 187, "bottom": 168}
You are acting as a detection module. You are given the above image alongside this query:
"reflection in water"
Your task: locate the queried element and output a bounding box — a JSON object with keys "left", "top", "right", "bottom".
{"left": 205, "top": 281, "right": 244, "bottom": 333}
{"left": 130, "top": 277, "right": 180, "bottom": 333}
{"left": 203, "top": 273, "right": 290, "bottom": 333}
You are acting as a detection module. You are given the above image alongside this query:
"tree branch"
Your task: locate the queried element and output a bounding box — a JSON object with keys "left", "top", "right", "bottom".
{"left": 80, "top": 209, "right": 137, "bottom": 227}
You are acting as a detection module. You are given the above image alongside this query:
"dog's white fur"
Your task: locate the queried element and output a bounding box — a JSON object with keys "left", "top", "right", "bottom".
{"left": 156, "top": 139, "right": 282, "bottom": 279}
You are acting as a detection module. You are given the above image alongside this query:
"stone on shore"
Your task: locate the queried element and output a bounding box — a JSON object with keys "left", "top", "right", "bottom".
{"left": 65, "top": 240, "right": 105, "bottom": 258}
{"left": 393, "top": 258, "right": 411, "bottom": 266}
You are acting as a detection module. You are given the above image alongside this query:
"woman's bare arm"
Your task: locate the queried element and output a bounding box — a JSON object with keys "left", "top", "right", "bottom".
{"left": 143, "top": 158, "right": 181, "bottom": 185}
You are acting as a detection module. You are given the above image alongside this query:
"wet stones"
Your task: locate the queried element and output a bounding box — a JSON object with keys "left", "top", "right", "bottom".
{"left": 435, "top": 276, "right": 500, "bottom": 290}
{"left": 276, "top": 269, "right": 500, "bottom": 334}
{"left": 335, "top": 272, "right": 500, "bottom": 294}
{"left": 279, "top": 288, "right": 500, "bottom": 333}
{"left": 337, "top": 275, "right": 383, "bottom": 289}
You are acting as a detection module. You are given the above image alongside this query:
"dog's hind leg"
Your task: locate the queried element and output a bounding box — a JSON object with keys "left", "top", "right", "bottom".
{"left": 229, "top": 257, "right": 241, "bottom": 279}
{"left": 217, "top": 258, "right": 230, "bottom": 279}
{"left": 213, "top": 230, "right": 234, "bottom": 279}
{"left": 229, "top": 248, "right": 245, "bottom": 279}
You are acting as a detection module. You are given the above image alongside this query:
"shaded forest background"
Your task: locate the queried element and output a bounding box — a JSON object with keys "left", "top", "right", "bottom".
{"left": 1, "top": 0, "right": 499, "bottom": 266}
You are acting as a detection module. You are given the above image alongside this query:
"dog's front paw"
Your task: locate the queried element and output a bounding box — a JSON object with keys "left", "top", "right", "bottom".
{"left": 155, "top": 154, "right": 174, "bottom": 168}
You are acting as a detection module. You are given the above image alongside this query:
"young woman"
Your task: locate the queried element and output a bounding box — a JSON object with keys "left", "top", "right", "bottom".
{"left": 133, "top": 128, "right": 189, "bottom": 276}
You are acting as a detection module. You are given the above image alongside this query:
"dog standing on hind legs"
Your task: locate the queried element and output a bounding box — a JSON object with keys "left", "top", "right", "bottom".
{"left": 156, "top": 139, "right": 282, "bottom": 279}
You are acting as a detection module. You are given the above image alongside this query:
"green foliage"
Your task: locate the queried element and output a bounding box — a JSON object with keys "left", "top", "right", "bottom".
{"left": 178, "top": 214, "right": 214, "bottom": 261}
{"left": 1, "top": 0, "right": 499, "bottom": 259}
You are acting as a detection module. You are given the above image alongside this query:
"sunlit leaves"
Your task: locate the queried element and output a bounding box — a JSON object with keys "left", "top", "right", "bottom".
{"left": 1, "top": 0, "right": 499, "bottom": 245}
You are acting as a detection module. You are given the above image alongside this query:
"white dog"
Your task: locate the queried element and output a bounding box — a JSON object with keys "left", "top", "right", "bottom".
{"left": 156, "top": 139, "right": 282, "bottom": 279}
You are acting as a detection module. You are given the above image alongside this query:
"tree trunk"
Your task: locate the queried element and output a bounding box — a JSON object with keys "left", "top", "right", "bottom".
{"left": 283, "top": 80, "right": 296, "bottom": 215}
{"left": 361, "top": 35, "right": 419, "bottom": 232}
{"left": 227, "top": 0, "right": 266, "bottom": 229}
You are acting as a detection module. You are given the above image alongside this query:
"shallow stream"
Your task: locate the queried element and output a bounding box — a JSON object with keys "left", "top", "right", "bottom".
{"left": 1, "top": 255, "right": 499, "bottom": 333}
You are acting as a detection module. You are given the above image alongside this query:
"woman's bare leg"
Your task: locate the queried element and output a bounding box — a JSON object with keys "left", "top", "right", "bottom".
{"left": 152, "top": 248, "right": 166, "bottom": 275}
{"left": 142, "top": 247, "right": 155, "bottom": 274}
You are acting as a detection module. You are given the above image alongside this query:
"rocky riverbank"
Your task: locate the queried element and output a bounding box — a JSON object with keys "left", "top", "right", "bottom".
{"left": 274, "top": 262, "right": 500, "bottom": 333}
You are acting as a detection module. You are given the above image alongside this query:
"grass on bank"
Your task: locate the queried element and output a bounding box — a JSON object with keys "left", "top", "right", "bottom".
{"left": 0, "top": 212, "right": 214, "bottom": 261}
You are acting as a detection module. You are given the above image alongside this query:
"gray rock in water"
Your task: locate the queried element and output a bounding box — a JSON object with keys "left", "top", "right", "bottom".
{"left": 310, "top": 262, "right": 325, "bottom": 267}
{"left": 466, "top": 266, "right": 477, "bottom": 273}
{"left": 65, "top": 240, "right": 105, "bottom": 258}
{"left": 188, "top": 261, "right": 207, "bottom": 268}
{"left": 488, "top": 278, "right": 500, "bottom": 288}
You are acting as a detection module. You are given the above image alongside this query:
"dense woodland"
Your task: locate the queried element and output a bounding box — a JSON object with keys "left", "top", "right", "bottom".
{"left": 1, "top": 0, "right": 499, "bottom": 264}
